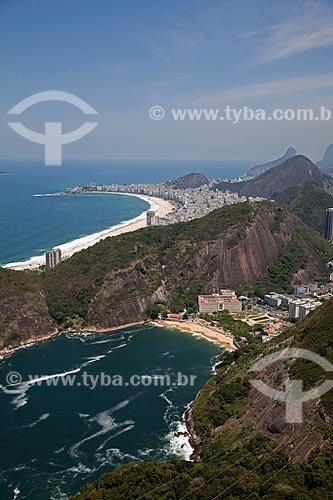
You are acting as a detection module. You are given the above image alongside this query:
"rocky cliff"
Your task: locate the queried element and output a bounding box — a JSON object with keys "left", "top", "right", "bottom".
{"left": 1, "top": 201, "right": 332, "bottom": 350}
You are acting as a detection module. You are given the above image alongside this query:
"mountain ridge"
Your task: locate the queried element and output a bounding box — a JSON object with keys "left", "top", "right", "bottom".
{"left": 247, "top": 147, "right": 297, "bottom": 177}
{"left": 215, "top": 155, "right": 333, "bottom": 233}
{"left": 1, "top": 201, "right": 332, "bottom": 352}
{"left": 318, "top": 144, "right": 333, "bottom": 173}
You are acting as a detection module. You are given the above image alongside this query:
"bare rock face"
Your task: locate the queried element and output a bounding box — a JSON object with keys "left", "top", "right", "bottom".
{"left": 1, "top": 202, "right": 331, "bottom": 343}
{"left": 85, "top": 210, "right": 325, "bottom": 330}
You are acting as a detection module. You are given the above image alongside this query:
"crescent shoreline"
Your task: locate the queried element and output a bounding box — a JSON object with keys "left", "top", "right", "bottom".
{"left": 2, "top": 193, "right": 175, "bottom": 271}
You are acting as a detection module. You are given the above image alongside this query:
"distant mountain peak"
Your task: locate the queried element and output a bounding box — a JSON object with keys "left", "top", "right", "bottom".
{"left": 318, "top": 144, "right": 333, "bottom": 168}
{"left": 247, "top": 147, "right": 297, "bottom": 177}
{"left": 165, "top": 172, "right": 209, "bottom": 190}
{"left": 239, "top": 155, "right": 324, "bottom": 199}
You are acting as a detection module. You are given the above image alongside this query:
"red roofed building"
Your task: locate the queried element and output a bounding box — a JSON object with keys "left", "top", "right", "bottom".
{"left": 198, "top": 290, "right": 242, "bottom": 314}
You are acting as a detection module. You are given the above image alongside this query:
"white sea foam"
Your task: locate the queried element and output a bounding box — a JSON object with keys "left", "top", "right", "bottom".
{"left": 211, "top": 353, "right": 223, "bottom": 374}
{"left": 22, "top": 413, "right": 50, "bottom": 428}
{"left": 13, "top": 486, "right": 20, "bottom": 500}
{"left": 164, "top": 420, "right": 193, "bottom": 461}
{"left": 159, "top": 387, "right": 194, "bottom": 461}
{"left": 54, "top": 447, "right": 65, "bottom": 455}
{"left": 67, "top": 463, "right": 92, "bottom": 476}
{"left": 89, "top": 336, "right": 124, "bottom": 345}
{"left": 0, "top": 367, "right": 81, "bottom": 410}
{"left": 96, "top": 424, "right": 135, "bottom": 451}
{"left": 107, "top": 342, "right": 128, "bottom": 354}
{"left": 104, "top": 448, "right": 138, "bottom": 465}
{"left": 69, "top": 399, "right": 134, "bottom": 458}
{"left": 81, "top": 355, "right": 106, "bottom": 367}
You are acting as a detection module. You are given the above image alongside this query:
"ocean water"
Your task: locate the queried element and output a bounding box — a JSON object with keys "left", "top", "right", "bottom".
{"left": 0, "top": 159, "right": 250, "bottom": 264}
{"left": 0, "top": 158, "right": 244, "bottom": 499}
{"left": 0, "top": 325, "right": 222, "bottom": 500}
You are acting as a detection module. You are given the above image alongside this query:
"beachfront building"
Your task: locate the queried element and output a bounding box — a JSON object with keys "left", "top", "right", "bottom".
{"left": 198, "top": 289, "right": 242, "bottom": 314}
{"left": 45, "top": 248, "right": 62, "bottom": 268}
{"left": 146, "top": 211, "right": 160, "bottom": 226}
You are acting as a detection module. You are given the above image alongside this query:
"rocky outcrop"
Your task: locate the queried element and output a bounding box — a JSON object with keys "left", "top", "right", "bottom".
{"left": 185, "top": 404, "right": 202, "bottom": 460}
{"left": 0, "top": 269, "right": 56, "bottom": 351}
{"left": 85, "top": 209, "right": 326, "bottom": 330}
{"left": 317, "top": 144, "right": 333, "bottom": 171}
{"left": 165, "top": 172, "right": 209, "bottom": 190}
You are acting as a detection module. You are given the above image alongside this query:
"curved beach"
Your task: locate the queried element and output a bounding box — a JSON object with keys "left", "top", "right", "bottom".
{"left": 3, "top": 193, "right": 175, "bottom": 271}
{"left": 154, "top": 319, "right": 236, "bottom": 351}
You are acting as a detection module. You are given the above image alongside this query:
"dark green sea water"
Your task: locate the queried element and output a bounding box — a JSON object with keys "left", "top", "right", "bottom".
{"left": 0, "top": 325, "right": 222, "bottom": 500}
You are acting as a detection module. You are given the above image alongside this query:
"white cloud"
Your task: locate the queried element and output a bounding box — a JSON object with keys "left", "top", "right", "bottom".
{"left": 254, "top": 1, "right": 333, "bottom": 63}
{"left": 196, "top": 73, "right": 333, "bottom": 105}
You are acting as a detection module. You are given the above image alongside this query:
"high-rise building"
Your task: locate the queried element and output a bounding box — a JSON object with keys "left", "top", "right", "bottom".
{"left": 324, "top": 208, "right": 333, "bottom": 242}
{"left": 146, "top": 211, "right": 155, "bottom": 226}
{"left": 45, "top": 248, "right": 62, "bottom": 268}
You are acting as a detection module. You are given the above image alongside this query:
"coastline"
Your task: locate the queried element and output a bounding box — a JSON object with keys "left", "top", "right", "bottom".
{"left": 153, "top": 319, "right": 236, "bottom": 351}
{"left": 3, "top": 193, "right": 175, "bottom": 271}
{"left": 0, "top": 328, "right": 60, "bottom": 359}
{"left": 0, "top": 321, "right": 146, "bottom": 359}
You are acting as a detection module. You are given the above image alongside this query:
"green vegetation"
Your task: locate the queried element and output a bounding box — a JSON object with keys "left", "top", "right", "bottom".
{"left": 72, "top": 298, "right": 333, "bottom": 500}
{"left": 254, "top": 226, "right": 333, "bottom": 296}
{"left": 1, "top": 201, "right": 332, "bottom": 350}
{"left": 0, "top": 268, "right": 54, "bottom": 349}
{"left": 275, "top": 181, "right": 333, "bottom": 234}
{"left": 215, "top": 156, "right": 333, "bottom": 236}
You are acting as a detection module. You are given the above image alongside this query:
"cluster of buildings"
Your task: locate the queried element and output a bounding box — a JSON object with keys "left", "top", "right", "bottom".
{"left": 71, "top": 181, "right": 262, "bottom": 225}
{"left": 262, "top": 320, "right": 292, "bottom": 342}
{"left": 198, "top": 289, "right": 242, "bottom": 314}
{"left": 45, "top": 248, "right": 62, "bottom": 268}
{"left": 264, "top": 282, "right": 333, "bottom": 319}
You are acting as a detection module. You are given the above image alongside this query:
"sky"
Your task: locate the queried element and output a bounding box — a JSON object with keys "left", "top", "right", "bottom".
{"left": 0, "top": 0, "right": 333, "bottom": 162}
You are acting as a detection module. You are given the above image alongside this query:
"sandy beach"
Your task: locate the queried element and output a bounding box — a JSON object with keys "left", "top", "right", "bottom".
{"left": 3, "top": 193, "right": 175, "bottom": 271}
{"left": 154, "top": 319, "right": 236, "bottom": 351}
